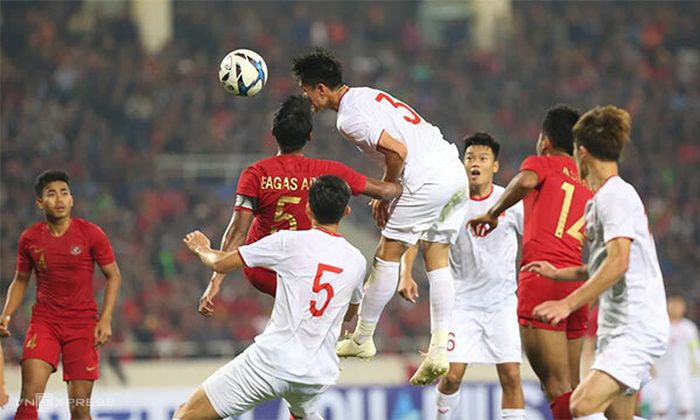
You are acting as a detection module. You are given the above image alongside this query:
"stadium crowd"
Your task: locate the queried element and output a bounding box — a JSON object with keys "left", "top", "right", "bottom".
{"left": 1, "top": 1, "right": 699, "bottom": 360}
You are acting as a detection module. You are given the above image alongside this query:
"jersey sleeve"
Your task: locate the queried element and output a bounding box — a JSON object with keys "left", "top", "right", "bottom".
{"left": 235, "top": 165, "right": 262, "bottom": 209}
{"left": 237, "top": 230, "right": 286, "bottom": 270}
{"left": 15, "top": 231, "right": 33, "bottom": 273}
{"left": 511, "top": 201, "right": 524, "bottom": 236}
{"left": 598, "top": 186, "right": 635, "bottom": 243}
{"left": 337, "top": 111, "right": 384, "bottom": 150}
{"left": 519, "top": 156, "right": 548, "bottom": 187}
{"left": 350, "top": 263, "right": 367, "bottom": 305}
{"left": 88, "top": 223, "right": 116, "bottom": 266}
{"left": 322, "top": 161, "right": 367, "bottom": 196}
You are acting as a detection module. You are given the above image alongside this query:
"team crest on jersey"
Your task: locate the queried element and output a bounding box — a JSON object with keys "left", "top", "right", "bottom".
{"left": 70, "top": 245, "right": 83, "bottom": 255}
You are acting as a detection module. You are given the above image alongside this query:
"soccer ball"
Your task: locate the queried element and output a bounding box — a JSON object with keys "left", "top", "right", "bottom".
{"left": 218, "top": 49, "right": 268, "bottom": 97}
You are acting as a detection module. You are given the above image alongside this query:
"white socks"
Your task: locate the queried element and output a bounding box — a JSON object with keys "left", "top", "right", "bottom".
{"left": 353, "top": 257, "right": 399, "bottom": 344}
{"left": 436, "top": 388, "right": 460, "bottom": 420}
{"left": 426, "top": 267, "right": 454, "bottom": 355}
{"left": 501, "top": 408, "right": 526, "bottom": 419}
{"left": 427, "top": 267, "right": 454, "bottom": 332}
{"left": 574, "top": 414, "right": 605, "bottom": 420}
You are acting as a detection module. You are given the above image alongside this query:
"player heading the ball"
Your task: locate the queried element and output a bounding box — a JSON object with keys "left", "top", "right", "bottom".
{"left": 293, "top": 49, "right": 469, "bottom": 386}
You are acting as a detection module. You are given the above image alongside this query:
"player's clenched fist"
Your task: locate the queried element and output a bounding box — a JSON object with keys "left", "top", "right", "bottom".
{"left": 467, "top": 213, "right": 499, "bottom": 237}
{"left": 533, "top": 299, "right": 572, "bottom": 326}
{"left": 0, "top": 315, "right": 10, "bottom": 337}
{"left": 184, "top": 231, "right": 211, "bottom": 253}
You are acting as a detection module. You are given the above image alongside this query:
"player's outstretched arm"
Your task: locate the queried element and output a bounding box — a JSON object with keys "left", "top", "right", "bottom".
{"left": 363, "top": 178, "right": 403, "bottom": 201}
{"left": 184, "top": 231, "right": 244, "bottom": 273}
{"left": 0, "top": 270, "right": 31, "bottom": 337}
{"left": 398, "top": 245, "right": 419, "bottom": 303}
{"left": 95, "top": 262, "right": 121, "bottom": 347}
{"left": 533, "top": 238, "right": 630, "bottom": 325}
{"left": 521, "top": 261, "right": 588, "bottom": 282}
{"left": 201, "top": 209, "right": 254, "bottom": 316}
{"left": 468, "top": 170, "right": 539, "bottom": 236}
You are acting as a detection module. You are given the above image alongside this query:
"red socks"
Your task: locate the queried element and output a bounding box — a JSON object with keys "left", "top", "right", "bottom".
{"left": 550, "top": 391, "right": 573, "bottom": 420}
{"left": 15, "top": 400, "right": 39, "bottom": 420}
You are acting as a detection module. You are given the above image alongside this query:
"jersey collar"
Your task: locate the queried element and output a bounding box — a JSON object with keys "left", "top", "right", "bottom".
{"left": 314, "top": 226, "right": 342, "bottom": 237}
{"left": 470, "top": 185, "right": 494, "bottom": 202}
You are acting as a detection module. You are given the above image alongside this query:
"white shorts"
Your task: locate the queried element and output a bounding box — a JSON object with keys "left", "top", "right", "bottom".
{"left": 448, "top": 299, "right": 522, "bottom": 365}
{"left": 382, "top": 158, "right": 468, "bottom": 245}
{"left": 593, "top": 332, "right": 666, "bottom": 393}
{"left": 203, "top": 348, "right": 329, "bottom": 418}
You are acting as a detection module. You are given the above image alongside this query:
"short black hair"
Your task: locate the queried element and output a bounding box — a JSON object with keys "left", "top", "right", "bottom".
{"left": 542, "top": 104, "right": 581, "bottom": 155}
{"left": 292, "top": 48, "right": 343, "bottom": 89}
{"left": 272, "top": 95, "right": 312, "bottom": 153}
{"left": 308, "top": 175, "right": 350, "bottom": 225}
{"left": 34, "top": 170, "right": 70, "bottom": 197}
{"left": 463, "top": 132, "right": 500, "bottom": 159}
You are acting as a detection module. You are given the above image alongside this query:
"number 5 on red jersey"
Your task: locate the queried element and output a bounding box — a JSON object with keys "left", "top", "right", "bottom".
{"left": 309, "top": 263, "right": 343, "bottom": 317}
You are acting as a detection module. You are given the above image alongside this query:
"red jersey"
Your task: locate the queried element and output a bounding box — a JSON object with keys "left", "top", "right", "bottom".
{"left": 519, "top": 155, "right": 592, "bottom": 267}
{"left": 236, "top": 154, "right": 367, "bottom": 244}
{"left": 16, "top": 218, "right": 115, "bottom": 321}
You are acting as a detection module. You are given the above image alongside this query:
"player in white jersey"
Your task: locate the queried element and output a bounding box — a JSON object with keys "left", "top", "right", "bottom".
{"left": 651, "top": 294, "right": 700, "bottom": 420}
{"left": 398, "top": 133, "right": 526, "bottom": 419}
{"left": 525, "top": 106, "right": 670, "bottom": 419}
{"left": 293, "top": 49, "right": 469, "bottom": 385}
{"left": 174, "top": 176, "right": 366, "bottom": 420}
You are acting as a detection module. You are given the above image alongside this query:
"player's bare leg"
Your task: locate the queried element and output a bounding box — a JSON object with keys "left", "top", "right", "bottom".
{"left": 604, "top": 392, "right": 638, "bottom": 420}
{"left": 17, "top": 359, "right": 53, "bottom": 417}
{"left": 579, "top": 335, "right": 596, "bottom": 379}
{"left": 520, "top": 326, "right": 573, "bottom": 400}
{"left": 173, "top": 385, "right": 221, "bottom": 420}
{"left": 569, "top": 370, "right": 630, "bottom": 418}
{"left": 67, "top": 379, "right": 94, "bottom": 420}
{"left": 436, "top": 362, "right": 466, "bottom": 419}
{"left": 337, "top": 236, "right": 407, "bottom": 359}
{"left": 496, "top": 362, "right": 525, "bottom": 418}
{"left": 410, "top": 240, "right": 453, "bottom": 385}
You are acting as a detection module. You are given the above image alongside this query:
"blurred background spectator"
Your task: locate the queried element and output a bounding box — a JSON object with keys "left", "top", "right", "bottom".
{"left": 1, "top": 0, "right": 698, "bottom": 362}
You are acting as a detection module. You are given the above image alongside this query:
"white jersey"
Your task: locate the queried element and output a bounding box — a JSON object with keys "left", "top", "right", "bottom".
{"left": 655, "top": 318, "right": 700, "bottom": 379}
{"left": 450, "top": 185, "right": 523, "bottom": 311}
{"left": 336, "top": 87, "right": 459, "bottom": 193}
{"left": 237, "top": 228, "right": 366, "bottom": 385}
{"left": 584, "top": 176, "right": 669, "bottom": 339}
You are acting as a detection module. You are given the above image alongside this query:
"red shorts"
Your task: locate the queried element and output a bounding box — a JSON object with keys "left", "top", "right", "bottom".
{"left": 517, "top": 271, "right": 588, "bottom": 339}
{"left": 21, "top": 318, "right": 99, "bottom": 381}
{"left": 243, "top": 266, "right": 277, "bottom": 297}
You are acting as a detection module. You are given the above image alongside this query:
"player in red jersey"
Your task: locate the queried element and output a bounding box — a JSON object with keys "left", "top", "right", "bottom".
{"left": 0, "top": 171, "right": 122, "bottom": 420}
{"left": 469, "top": 105, "right": 591, "bottom": 420}
{"left": 198, "top": 95, "right": 401, "bottom": 315}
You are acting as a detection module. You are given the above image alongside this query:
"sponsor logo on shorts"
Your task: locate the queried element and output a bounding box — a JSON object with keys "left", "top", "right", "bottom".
{"left": 86, "top": 365, "right": 98, "bottom": 372}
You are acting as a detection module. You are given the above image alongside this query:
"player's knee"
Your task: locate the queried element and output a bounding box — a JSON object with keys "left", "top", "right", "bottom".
{"left": 569, "top": 389, "right": 593, "bottom": 417}
{"left": 69, "top": 403, "right": 91, "bottom": 420}
{"left": 498, "top": 365, "right": 522, "bottom": 393}
{"left": 542, "top": 374, "right": 571, "bottom": 400}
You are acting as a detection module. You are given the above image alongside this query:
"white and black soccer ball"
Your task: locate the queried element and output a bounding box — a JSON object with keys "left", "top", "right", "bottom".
{"left": 218, "top": 49, "right": 268, "bottom": 96}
